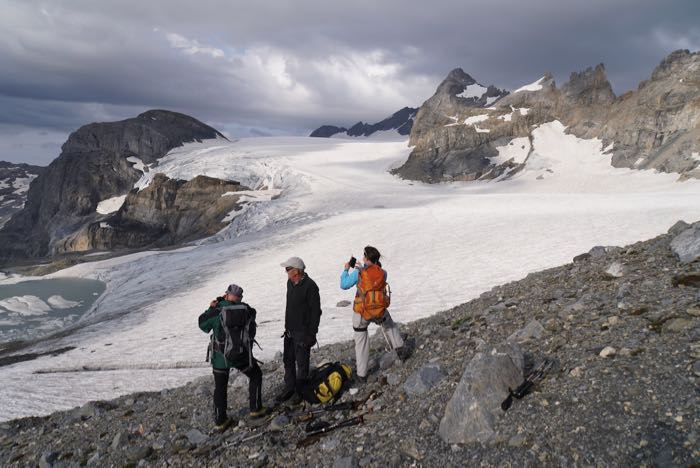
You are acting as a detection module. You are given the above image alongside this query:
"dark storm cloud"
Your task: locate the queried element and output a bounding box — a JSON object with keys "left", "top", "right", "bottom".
{"left": 1, "top": 0, "right": 698, "bottom": 164}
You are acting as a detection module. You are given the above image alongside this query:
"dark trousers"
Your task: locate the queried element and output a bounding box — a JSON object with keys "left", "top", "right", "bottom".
{"left": 213, "top": 355, "right": 263, "bottom": 423}
{"left": 283, "top": 334, "right": 311, "bottom": 394}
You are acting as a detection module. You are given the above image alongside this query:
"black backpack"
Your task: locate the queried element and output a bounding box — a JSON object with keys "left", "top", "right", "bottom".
{"left": 217, "top": 303, "right": 257, "bottom": 371}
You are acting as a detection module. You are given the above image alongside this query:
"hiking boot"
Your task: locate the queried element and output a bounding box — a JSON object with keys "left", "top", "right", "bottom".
{"left": 213, "top": 417, "right": 233, "bottom": 432}
{"left": 275, "top": 388, "right": 295, "bottom": 403}
{"left": 249, "top": 406, "right": 271, "bottom": 419}
{"left": 287, "top": 393, "right": 303, "bottom": 406}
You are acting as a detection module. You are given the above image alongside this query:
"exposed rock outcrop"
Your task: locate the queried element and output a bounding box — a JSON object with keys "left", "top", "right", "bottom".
{"left": 395, "top": 50, "right": 700, "bottom": 182}
{"left": 310, "top": 107, "right": 419, "bottom": 138}
{"left": 54, "top": 174, "right": 248, "bottom": 252}
{"left": 0, "top": 110, "right": 226, "bottom": 264}
{"left": 0, "top": 162, "right": 44, "bottom": 229}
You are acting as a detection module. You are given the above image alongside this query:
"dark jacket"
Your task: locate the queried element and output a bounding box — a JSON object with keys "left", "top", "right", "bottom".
{"left": 199, "top": 299, "right": 256, "bottom": 369}
{"left": 285, "top": 274, "right": 322, "bottom": 339}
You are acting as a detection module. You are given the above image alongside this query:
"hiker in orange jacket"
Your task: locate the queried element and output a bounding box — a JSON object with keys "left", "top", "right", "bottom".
{"left": 340, "top": 246, "right": 408, "bottom": 382}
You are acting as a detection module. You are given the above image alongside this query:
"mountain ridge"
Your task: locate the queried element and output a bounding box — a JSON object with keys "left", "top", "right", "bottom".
{"left": 394, "top": 49, "right": 700, "bottom": 182}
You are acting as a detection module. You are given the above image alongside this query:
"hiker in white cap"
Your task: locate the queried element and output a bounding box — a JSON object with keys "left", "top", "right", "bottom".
{"left": 275, "top": 256, "right": 322, "bottom": 404}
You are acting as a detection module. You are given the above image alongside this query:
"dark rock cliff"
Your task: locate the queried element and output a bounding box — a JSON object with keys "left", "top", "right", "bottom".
{"left": 0, "top": 110, "right": 227, "bottom": 264}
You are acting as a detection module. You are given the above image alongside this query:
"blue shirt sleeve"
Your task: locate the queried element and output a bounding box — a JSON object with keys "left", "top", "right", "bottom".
{"left": 340, "top": 268, "right": 359, "bottom": 290}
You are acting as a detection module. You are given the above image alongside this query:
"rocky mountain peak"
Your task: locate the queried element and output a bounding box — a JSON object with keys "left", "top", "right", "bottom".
{"left": 62, "top": 109, "right": 226, "bottom": 165}
{"left": 0, "top": 110, "right": 230, "bottom": 264}
{"left": 650, "top": 49, "right": 700, "bottom": 82}
{"left": 397, "top": 50, "right": 700, "bottom": 183}
{"left": 562, "top": 63, "right": 615, "bottom": 106}
{"left": 436, "top": 68, "right": 478, "bottom": 95}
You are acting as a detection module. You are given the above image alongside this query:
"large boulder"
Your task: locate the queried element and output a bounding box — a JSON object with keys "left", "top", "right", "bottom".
{"left": 439, "top": 342, "right": 523, "bottom": 444}
{"left": 670, "top": 222, "right": 700, "bottom": 264}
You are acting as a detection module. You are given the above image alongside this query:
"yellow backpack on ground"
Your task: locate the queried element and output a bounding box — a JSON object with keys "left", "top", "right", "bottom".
{"left": 300, "top": 362, "right": 353, "bottom": 404}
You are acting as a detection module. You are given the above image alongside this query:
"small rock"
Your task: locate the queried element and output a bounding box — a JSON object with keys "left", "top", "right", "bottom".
{"left": 270, "top": 415, "right": 289, "bottom": 431}
{"left": 321, "top": 437, "right": 340, "bottom": 451}
{"left": 573, "top": 252, "right": 590, "bottom": 263}
{"left": 508, "top": 434, "right": 526, "bottom": 447}
{"left": 507, "top": 320, "right": 545, "bottom": 343}
{"left": 185, "top": 429, "right": 208, "bottom": 445}
{"left": 332, "top": 456, "right": 357, "bottom": 468}
{"left": 663, "top": 318, "right": 694, "bottom": 333}
{"left": 672, "top": 272, "right": 700, "bottom": 288}
{"left": 336, "top": 300, "right": 352, "bottom": 307}
{"left": 111, "top": 431, "right": 127, "bottom": 450}
{"left": 687, "top": 305, "right": 700, "bottom": 317}
{"left": 589, "top": 246, "right": 608, "bottom": 257}
{"left": 86, "top": 451, "right": 101, "bottom": 466}
{"left": 386, "top": 373, "right": 401, "bottom": 386}
{"left": 78, "top": 402, "right": 98, "bottom": 419}
{"left": 668, "top": 220, "right": 691, "bottom": 237}
{"left": 401, "top": 438, "right": 423, "bottom": 460}
{"left": 599, "top": 346, "right": 617, "bottom": 358}
{"left": 39, "top": 451, "right": 59, "bottom": 468}
{"left": 692, "top": 361, "right": 700, "bottom": 377}
{"left": 604, "top": 262, "right": 626, "bottom": 279}
{"left": 127, "top": 446, "right": 153, "bottom": 462}
{"left": 570, "top": 366, "right": 584, "bottom": 377}
{"left": 379, "top": 351, "right": 398, "bottom": 370}
{"left": 403, "top": 363, "right": 444, "bottom": 396}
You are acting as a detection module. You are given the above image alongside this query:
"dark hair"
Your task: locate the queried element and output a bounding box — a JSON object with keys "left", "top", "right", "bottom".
{"left": 363, "top": 245, "right": 381, "bottom": 267}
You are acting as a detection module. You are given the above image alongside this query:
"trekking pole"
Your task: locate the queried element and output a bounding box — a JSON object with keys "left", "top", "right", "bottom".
{"left": 296, "top": 414, "right": 365, "bottom": 448}
{"left": 288, "top": 390, "right": 381, "bottom": 421}
{"left": 501, "top": 359, "right": 553, "bottom": 411}
{"left": 380, "top": 325, "right": 393, "bottom": 352}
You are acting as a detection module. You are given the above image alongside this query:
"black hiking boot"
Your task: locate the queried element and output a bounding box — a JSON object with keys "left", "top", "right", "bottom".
{"left": 249, "top": 406, "right": 271, "bottom": 419}
{"left": 213, "top": 417, "right": 233, "bottom": 432}
{"left": 275, "top": 388, "right": 295, "bottom": 403}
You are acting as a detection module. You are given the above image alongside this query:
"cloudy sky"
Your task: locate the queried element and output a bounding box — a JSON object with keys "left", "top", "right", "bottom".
{"left": 1, "top": 0, "right": 699, "bottom": 165}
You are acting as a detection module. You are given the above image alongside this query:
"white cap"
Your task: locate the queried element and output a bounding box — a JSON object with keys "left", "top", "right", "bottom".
{"left": 280, "top": 256, "right": 305, "bottom": 270}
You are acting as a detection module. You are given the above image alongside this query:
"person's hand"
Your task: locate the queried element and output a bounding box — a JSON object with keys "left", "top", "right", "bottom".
{"left": 210, "top": 299, "right": 219, "bottom": 308}
{"left": 305, "top": 334, "right": 317, "bottom": 347}
{"left": 344, "top": 261, "right": 351, "bottom": 270}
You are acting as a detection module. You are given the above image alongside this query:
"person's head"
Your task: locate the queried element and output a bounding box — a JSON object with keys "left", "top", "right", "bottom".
{"left": 281, "top": 257, "right": 306, "bottom": 283}
{"left": 363, "top": 246, "right": 381, "bottom": 266}
{"left": 224, "top": 283, "right": 243, "bottom": 302}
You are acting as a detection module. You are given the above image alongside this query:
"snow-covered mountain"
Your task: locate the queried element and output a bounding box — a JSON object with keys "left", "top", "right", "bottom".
{"left": 396, "top": 49, "right": 700, "bottom": 182}
{"left": 0, "top": 162, "right": 43, "bottom": 229}
{"left": 310, "top": 107, "right": 418, "bottom": 139}
{"left": 1, "top": 129, "right": 699, "bottom": 421}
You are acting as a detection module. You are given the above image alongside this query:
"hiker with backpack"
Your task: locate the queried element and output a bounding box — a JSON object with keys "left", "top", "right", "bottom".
{"left": 341, "top": 246, "right": 408, "bottom": 383}
{"left": 276, "top": 256, "right": 322, "bottom": 405}
{"left": 198, "top": 283, "right": 269, "bottom": 431}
